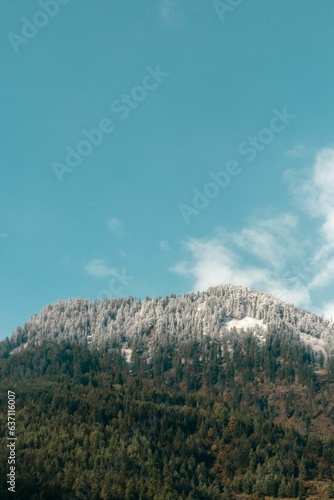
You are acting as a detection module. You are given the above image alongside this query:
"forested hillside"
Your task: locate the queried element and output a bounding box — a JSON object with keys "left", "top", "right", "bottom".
{"left": 2, "top": 285, "right": 334, "bottom": 360}
{"left": 1, "top": 286, "right": 334, "bottom": 498}
{"left": 1, "top": 329, "right": 334, "bottom": 498}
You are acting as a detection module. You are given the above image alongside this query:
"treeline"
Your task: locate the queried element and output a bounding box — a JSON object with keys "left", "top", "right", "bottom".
{"left": 0, "top": 332, "right": 334, "bottom": 499}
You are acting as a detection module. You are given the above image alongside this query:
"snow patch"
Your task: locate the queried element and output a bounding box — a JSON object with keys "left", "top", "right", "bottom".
{"left": 225, "top": 317, "right": 267, "bottom": 331}
{"left": 253, "top": 332, "right": 266, "bottom": 344}
{"left": 122, "top": 348, "right": 132, "bottom": 363}
{"left": 299, "top": 332, "right": 327, "bottom": 356}
{"left": 10, "top": 342, "right": 28, "bottom": 355}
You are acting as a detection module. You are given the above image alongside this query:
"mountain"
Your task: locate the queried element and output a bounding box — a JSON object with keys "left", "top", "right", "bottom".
{"left": 1, "top": 285, "right": 334, "bottom": 499}
{"left": 2, "top": 285, "right": 334, "bottom": 360}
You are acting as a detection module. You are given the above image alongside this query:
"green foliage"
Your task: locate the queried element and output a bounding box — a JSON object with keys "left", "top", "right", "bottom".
{"left": 0, "top": 336, "right": 333, "bottom": 499}
{"left": 328, "top": 480, "right": 334, "bottom": 498}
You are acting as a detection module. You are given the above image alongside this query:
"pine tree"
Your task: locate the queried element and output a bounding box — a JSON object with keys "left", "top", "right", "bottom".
{"left": 328, "top": 480, "right": 334, "bottom": 499}
{"left": 278, "top": 476, "right": 287, "bottom": 497}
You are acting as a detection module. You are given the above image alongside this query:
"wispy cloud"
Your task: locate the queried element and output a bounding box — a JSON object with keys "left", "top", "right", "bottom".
{"left": 160, "top": 240, "right": 171, "bottom": 252}
{"left": 172, "top": 147, "right": 334, "bottom": 317}
{"left": 285, "top": 147, "right": 334, "bottom": 286}
{"left": 107, "top": 217, "right": 122, "bottom": 232}
{"left": 159, "top": 0, "right": 184, "bottom": 27}
{"left": 285, "top": 148, "right": 334, "bottom": 222}
{"left": 172, "top": 218, "right": 310, "bottom": 308}
{"left": 286, "top": 144, "right": 310, "bottom": 158}
{"left": 85, "top": 259, "right": 117, "bottom": 278}
{"left": 230, "top": 214, "right": 299, "bottom": 272}
{"left": 308, "top": 256, "right": 334, "bottom": 290}
{"left": 322, "top": 300, "right": 334, "bottom": 321}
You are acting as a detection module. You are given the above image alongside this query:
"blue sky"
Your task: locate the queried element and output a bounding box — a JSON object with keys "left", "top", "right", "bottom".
{"left": 1, "top": 0, "right": 334, "bottom": 339}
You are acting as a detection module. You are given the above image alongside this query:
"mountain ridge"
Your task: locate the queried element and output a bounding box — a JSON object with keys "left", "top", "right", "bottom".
{"left": 2, "top": 285, "right": 334, "bottom": 360}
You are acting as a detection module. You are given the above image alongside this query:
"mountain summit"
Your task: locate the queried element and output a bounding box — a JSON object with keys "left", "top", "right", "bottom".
{"left": 3, "top": 285, "right": 334, "bottom": 360}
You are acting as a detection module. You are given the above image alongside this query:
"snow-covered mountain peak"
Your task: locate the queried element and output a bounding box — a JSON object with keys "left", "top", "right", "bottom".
{"left": 2, "top": 285, "right": 334, "bottom": 358}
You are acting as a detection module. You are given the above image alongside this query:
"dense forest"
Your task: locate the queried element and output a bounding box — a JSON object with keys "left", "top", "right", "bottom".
{"left": 1, "top": 326, "right": 334, "bottom": 499}
{"left": 5, "top": 285, "right": 334, "bottom": 359}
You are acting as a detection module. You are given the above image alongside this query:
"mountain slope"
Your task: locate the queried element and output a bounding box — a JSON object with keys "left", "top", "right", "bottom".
{"left": 1, "top": 285, "right": 334, "bottom": 498}
{"left": 1, "top": 331, "right": 334, "bottom": 498}
{"left": 2, "top": 285, "right": 334, "bottom": 360}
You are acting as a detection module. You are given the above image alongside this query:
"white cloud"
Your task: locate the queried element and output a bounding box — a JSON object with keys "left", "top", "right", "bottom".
{"left": 285, "top": 147, "right": 334, "bottom": 289}
{"left": 230, "top": 214, "right": 299, "bottom": 271}
{"left": 85, "top": 259, "right": 117, "bottom": 278}
{"left": 173, "top": 146, "right": 334, "bottom": 315}
{"left": 308, "top": 256, "right": 334, "bottom": 290}
{"left": 107, "top": 217, "right": 121, "bottom": 231}
{"left": 322, "top": 300, "right": 334, "bottom": 321}
{"left": 160, "top": 240, "right": 171, "bottom": 252}
{"left": 159, "top": 0, "right": 184, "bottom": 26}
{"left": 285, "top": 148, "right": 334, "bottom": 222}
{"left": 172, "top": 222, "right": 311, "bottom": 308}
{"left": 312, "top": 149, "right": 334, "bottom": 248}
{"left": 286, "top": 144, "right": 310, "bottom": 158}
